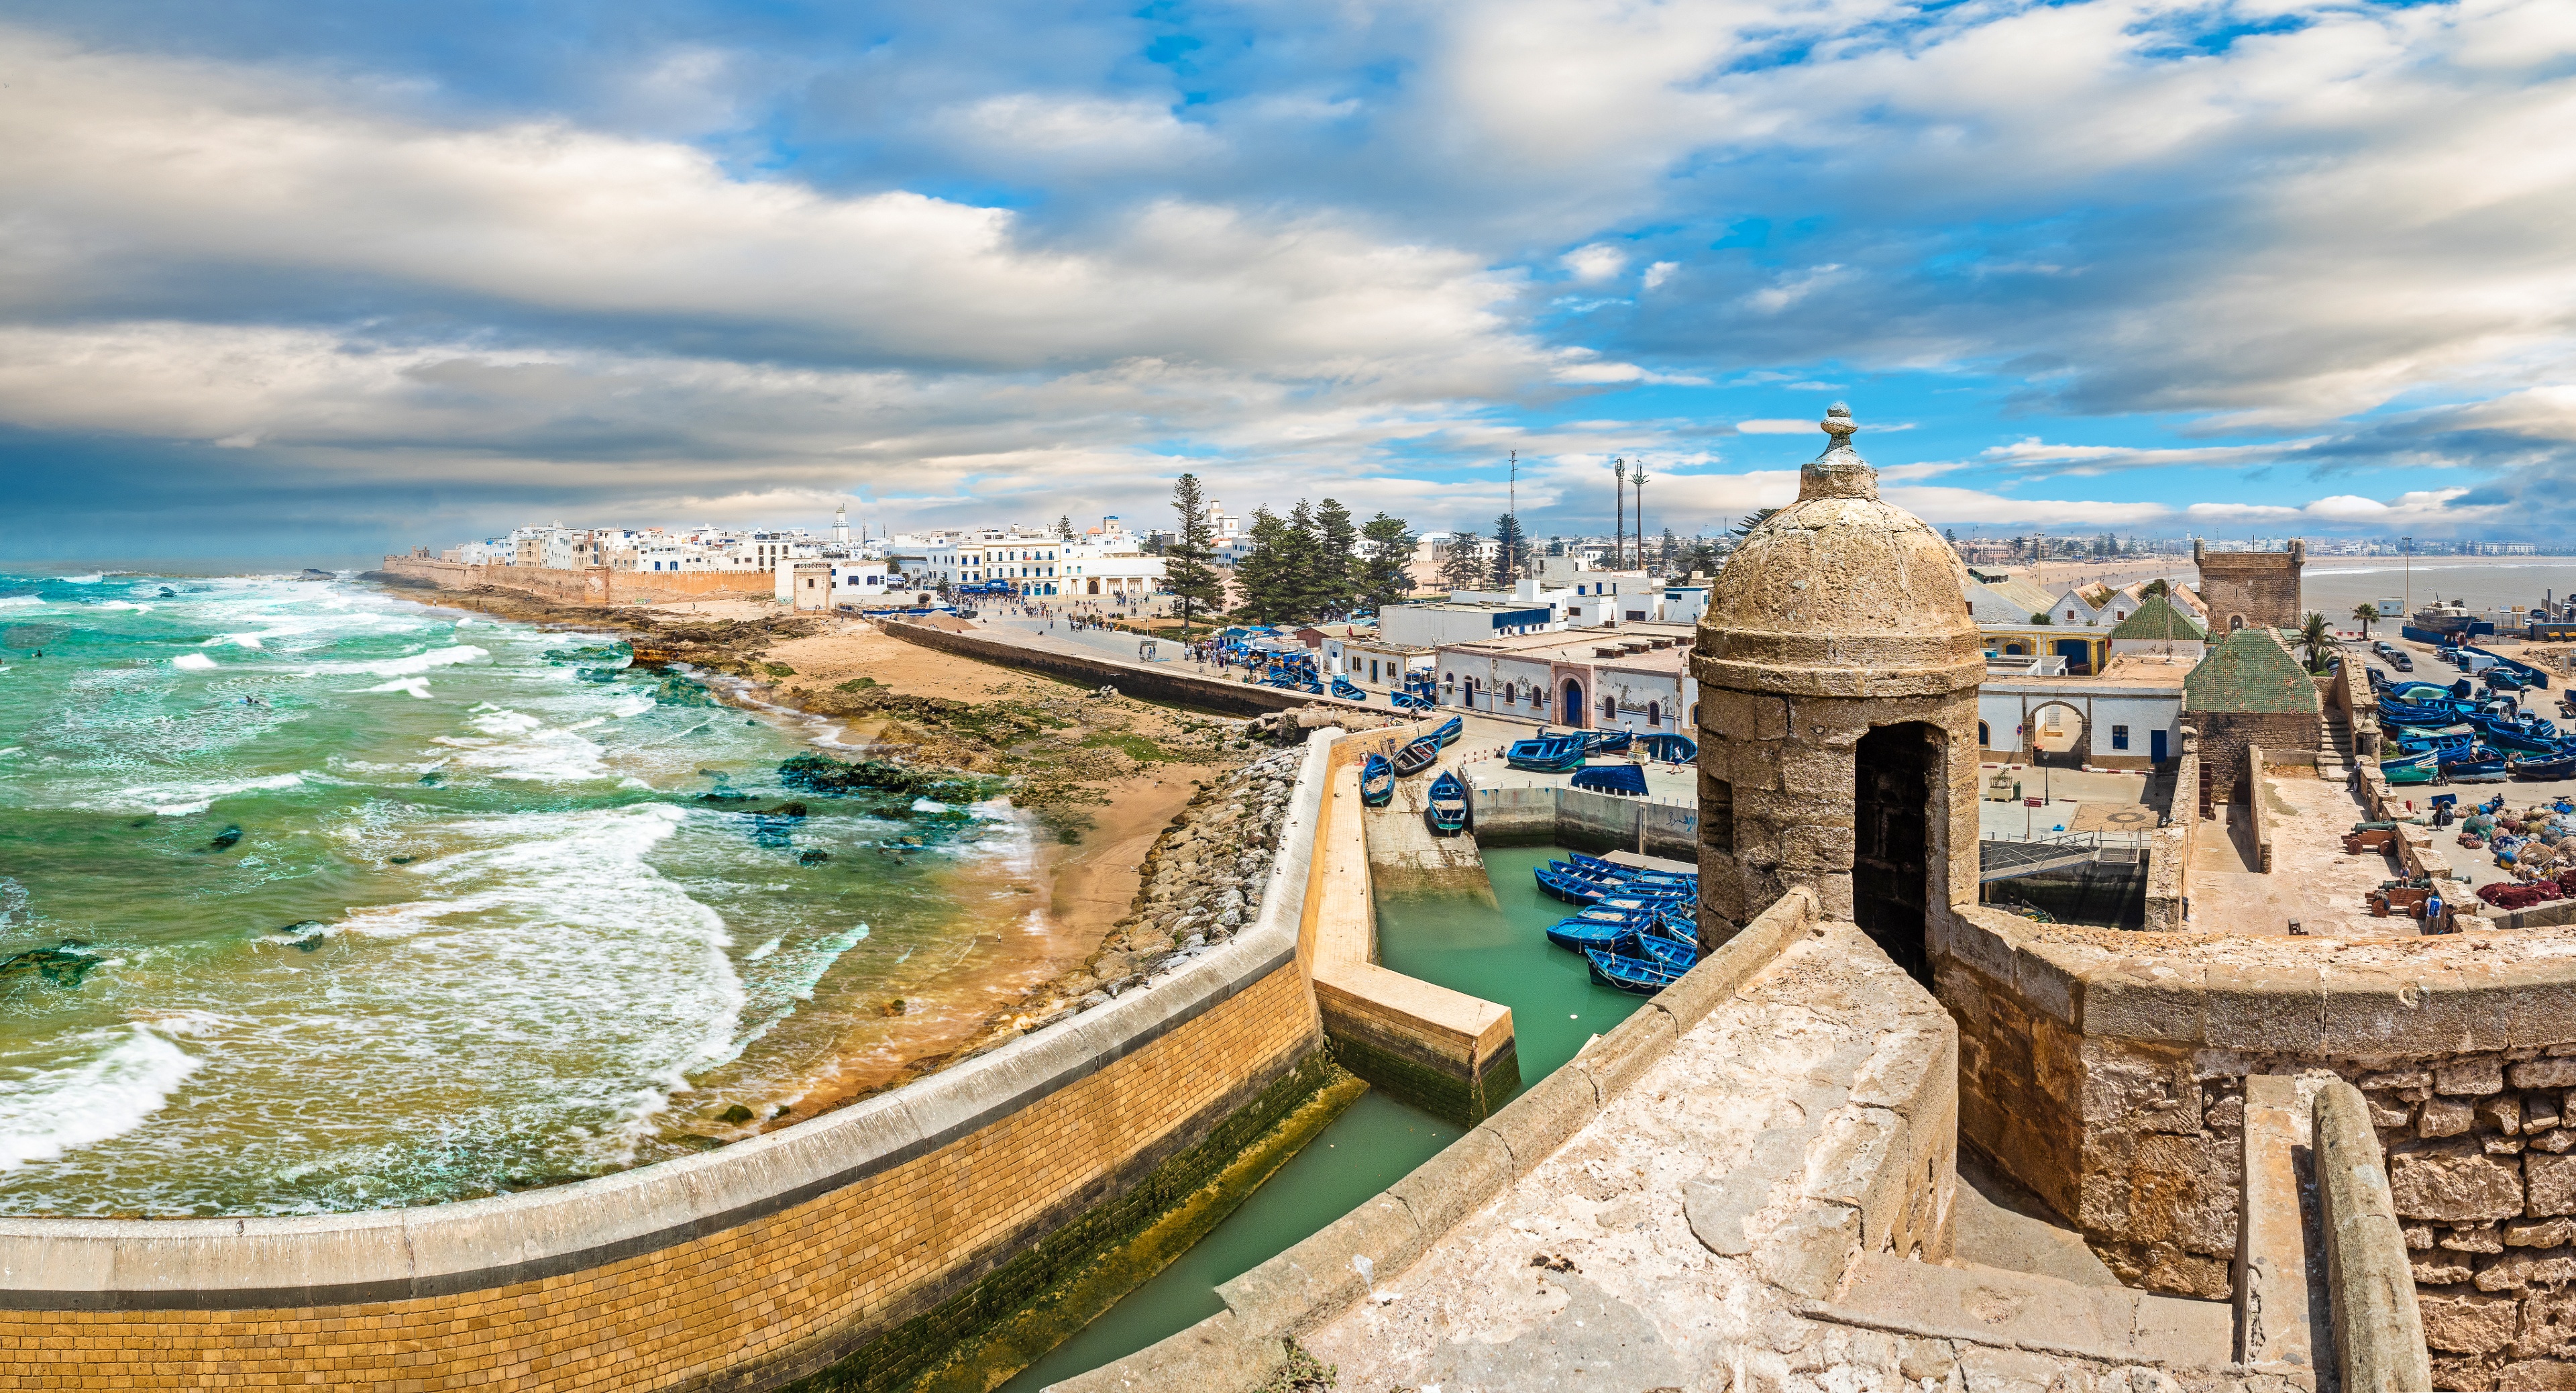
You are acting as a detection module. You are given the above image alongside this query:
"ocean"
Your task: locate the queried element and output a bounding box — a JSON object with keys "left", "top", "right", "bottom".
{"left": 0, "top": 570, "right": 1026, "bottom": 1216}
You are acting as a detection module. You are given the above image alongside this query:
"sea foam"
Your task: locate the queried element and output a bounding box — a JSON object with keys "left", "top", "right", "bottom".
{"left": 0, "top": 1021, "right": 205, "bottom": 1171}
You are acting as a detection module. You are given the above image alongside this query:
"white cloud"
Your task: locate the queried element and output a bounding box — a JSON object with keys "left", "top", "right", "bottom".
{"left": 1642, "top": 260, "right": 1678, "bottom": 289}
{"left": 1561, "top": 243, "right": 1626, "bottom": 283}
{"left": 1735, "top": 418, "right": 1819, "bottom": 434}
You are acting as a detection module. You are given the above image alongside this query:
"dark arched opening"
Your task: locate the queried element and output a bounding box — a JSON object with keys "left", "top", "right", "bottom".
{"left": 1560, "top": 678, "right": 1585, "bottom": 728}
{"left": 1854, "top": 722, "right": 1934, "bottom": 989}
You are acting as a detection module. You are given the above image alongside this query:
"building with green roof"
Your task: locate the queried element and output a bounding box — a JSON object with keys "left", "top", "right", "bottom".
{"left": 2182, "top": 625, "right": 2322, "bottom": 811}
{"left": 2106, "top": 595, "right": 2206, "bottom": 658}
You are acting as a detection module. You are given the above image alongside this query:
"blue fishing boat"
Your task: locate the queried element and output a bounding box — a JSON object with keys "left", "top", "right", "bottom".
{"left": 2441, "top": 754, "right": 2510, "bottom": 780}
{"left": 1635, "top": 933, "right": 1698, "bottom": 974}
{"left": 1535, "top": 865, "right": 1610, "bottom": 902}
{"left": 1506, "top": 731, "right": 1587, "bottom": 772}
{"left": 1359, "top": 752, "right": 1395, "bottom": 808}
{"left": 1583, "top": 729, "right": 1633, "bottom": 754}
{"left": 1570, "top": 763, "right": 1649, "bottom": 796}
{"left": 2385, "top": 760, "right": 2439, "bottom": 785}
{"left": 1430, "top": 715, "right": 1464, "bottom": 746}
{"left": 1638, "top": 733, "right": 1697, "bottom": 762}
{"left": 1331, "top": 676, "right": 1366, "bottom": 702}
{"left": 1584, "top": 947, "right": 1679, "bottom": 995}
{"left": 1425, "top": 770, "right": 1470, "bottom": 836}
{"left": 1544, "top": 913, "right": 1635, "bottom": 951}
{"left": 1391, "top": 733, "right": 1442, "bottom": 778}
{"left": 2511, "top": 752, "right": 2576, "bottom": 780}
{"left": 1391, "top": 690, "right": 1432, "bottom": 712}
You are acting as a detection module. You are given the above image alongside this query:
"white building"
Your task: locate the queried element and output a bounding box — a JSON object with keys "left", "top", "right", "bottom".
{"left": 1432, "top": 623, "right": 1698, "bottom": 731}
{"left": 776, "top": 558, "right": 897, "bottom": 610}
{"left": 1061, "top": 536, "right": 1165, "bottom": 599}
{"left": 923, "top": 531, "right": 1067, "bottom": 592}
{"left": 1380, "top": 596, "right": 1561, "bottom": 647}
{"left": 1976, "top": 654, "right": 2191, "bottom": 772}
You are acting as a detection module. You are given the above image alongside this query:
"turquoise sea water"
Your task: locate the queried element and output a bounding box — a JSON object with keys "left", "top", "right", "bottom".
{"left": 0, "top": 570, "right": 1021, "bottom": 1217}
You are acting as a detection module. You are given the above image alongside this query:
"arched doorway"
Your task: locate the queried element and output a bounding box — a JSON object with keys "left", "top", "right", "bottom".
{"left": 1978, "top": 720, "right": 1992, "bottom": 748}
{"left": 1087, "top": 578, "right": 1101, "bottom": 595}
{"left": 2030, "top": 701, "right": 2085, "bottom": 768}
{"left": 1560, "top": 678, "right": 1586, "bottom": 728}
{"left": 2229, "top": 615, "right": 2245, "bottom": 633}
{"left": 1855, "top": 722, "right": 1935, "bottom": 988}
{"left": 1646, "top": 700, "right": 1661, "bottom": 727}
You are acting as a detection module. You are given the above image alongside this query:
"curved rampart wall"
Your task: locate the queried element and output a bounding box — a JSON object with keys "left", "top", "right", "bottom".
{"left": 0, "top": 737, "right": 1338, "bottom": 1390}
{"left": 378, "top": 555, "right": 774, "bottom": 607}
{"left": 1937, "top": 902, "right": 2576, "bottom": 1388}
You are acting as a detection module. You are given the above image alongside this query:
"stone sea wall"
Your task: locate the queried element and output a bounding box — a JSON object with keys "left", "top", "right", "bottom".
{"left": 378, "top": 554, "right": 774, "bottom": 607}
{"left": 1935, "top": 902, "right": 2576, "bottom": 1390}
{"left": 0, "top": 736, "right": 1341, "bottom": 1392}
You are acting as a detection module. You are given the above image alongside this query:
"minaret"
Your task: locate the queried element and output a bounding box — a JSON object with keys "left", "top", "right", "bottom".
{"left": 833, "top": 505, "right": 850, "bottom": 546}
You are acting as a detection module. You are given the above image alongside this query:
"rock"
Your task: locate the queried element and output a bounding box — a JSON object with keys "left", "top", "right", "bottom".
{"left": 1181, "top": 933, "right": 1205, "bottom": 949}
{"left": 2508, "top": 1218, "right": 2575, "bottom": 1247}
{"left": 2440, "top": 1057, "right": 2509, "bottom": 1096}
{"left": 797, "top": 850, "right": 832, "bottom": 866}
{"left": 2416, "top": 1257, "right": 2476, "bottom": 1285}
{"left": 2366, "top": 1092, "right": 2416, "bottom": 1129}
{"left": 719, "top": 1104, "right": 755, "bottom": 1125}
{"left": 2443, "top": 1224, "right": 2506, "bottom": 1253}
{"left": 2534, "top": 1094, "right": 2567, "bottom": 1132}
{"left": 2390, "top": 1139, "right": 2526, "bottom": 1222}
{"left": 2501, "top": 1360, "right": 2576, "bottom": 1391}
{"left": 2514, "top": 1059, "right": 2576, "bottom": 1090}
{"left": 2538, "top": 1129, "right": 2576, "bottom": 1155}
{"left": 2479, "top": 1246, "right": 2576, "bottom": 1292}
{"left": 2421, "top": 1095, "right": 2477, "bottom": 1138}
{"left": 208, "top": 825, "right": 244, "bottom": 851}
{"left": 1077, "top": 991, "right": 1111, "bottom": 1011}
{"left": 2421, "top": 1291, "right": 2520, "bottom": 1353}
{"left": 2530, "top": 1153, "right": 2576, "bottom": 1216}
{"left": 2488, "top": 1094, "right": 2528, "bottom": 1136}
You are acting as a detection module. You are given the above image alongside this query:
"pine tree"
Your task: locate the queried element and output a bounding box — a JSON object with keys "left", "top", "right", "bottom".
{"left": 1657, "top": 527, "right": 1680, "bottom": 572}
{"left": 1163, "top": 474, "right": 1224, "bottom": 631}
{"left": 1313, "top": 498, "right": 1358, "bottom": 618}
{"left": 1439, "top": 531, "right": 1486, "bottom": 592}
{"left": 1491, "top": 513, "right": 1528, "bottom": 586}
{"left": 1282, "top": 499, "right": 1323, "bottom": 622}
{"left": 1229, "top": 507, "right": 1299, "bottom": 625}
{"left": 1733, "top": 508, "right": 1778, "bottom": 538}
{"left": 1357, "top": 513, "right": 1417, "bottom": 613}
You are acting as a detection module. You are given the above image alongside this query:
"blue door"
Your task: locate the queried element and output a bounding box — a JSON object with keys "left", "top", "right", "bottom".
{"left": 2151, "top": 729, "right": 2169, "bottom": 764}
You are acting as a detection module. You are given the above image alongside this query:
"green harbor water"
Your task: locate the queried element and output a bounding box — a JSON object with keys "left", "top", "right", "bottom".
{"left": 997, "top": 844, "right": 1645, "bottom": 1390}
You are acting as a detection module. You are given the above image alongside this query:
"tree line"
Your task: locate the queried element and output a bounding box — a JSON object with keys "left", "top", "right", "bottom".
{"left": 1163, "top": 475, "right": 1419, "bottom": 628}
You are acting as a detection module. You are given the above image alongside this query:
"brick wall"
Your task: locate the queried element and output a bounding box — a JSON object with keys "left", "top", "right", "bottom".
{"left": 1, "top": 963, "right": 1317, "bottom": 1390}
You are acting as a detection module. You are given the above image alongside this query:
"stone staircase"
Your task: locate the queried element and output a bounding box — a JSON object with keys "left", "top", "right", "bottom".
{"left": 2318, "top": 713, "right": 2356, "bottom": 780}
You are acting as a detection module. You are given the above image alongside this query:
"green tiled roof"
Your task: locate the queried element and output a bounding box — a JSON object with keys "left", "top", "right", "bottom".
{"left": 2184, "top": 626, "right": 2321, "bottom": 714}
{"left": 2107, "top": 595, "right": 2204, "bottom": 642}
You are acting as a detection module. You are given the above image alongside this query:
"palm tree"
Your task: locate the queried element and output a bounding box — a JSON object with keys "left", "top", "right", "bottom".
{"left": 2351, "top": 602, "right": 2379, "bottom": 639}
{"left": 2300, "top": 611, "right": 2335, "bottom": 672}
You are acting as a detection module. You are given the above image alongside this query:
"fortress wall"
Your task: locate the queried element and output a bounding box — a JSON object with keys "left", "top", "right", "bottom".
{"left": 882, "top": 618, "right": 1375, "bottom": 720}
{"left": 2142, "top": 735, "right": 2200, "bottom": 931}
{"left": 0, "top": 737, "right": 1341, "bottom": 1392}
{"left": 1937, "top": 903, "right": 2576, "bottom": 1389}
{"left": 2194, "top": 710, "right": 2320, "bottom": 813}
{"left": 378, "top": 555, "right": 774, "bottom": 607}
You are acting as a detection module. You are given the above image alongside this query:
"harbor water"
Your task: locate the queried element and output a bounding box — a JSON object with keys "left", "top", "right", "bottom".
{"left": 999, "top": 844, "right": 1645, "bottom": 1390}
{"left": 0, "top": 570, "right": 1029, "bottom": 1216}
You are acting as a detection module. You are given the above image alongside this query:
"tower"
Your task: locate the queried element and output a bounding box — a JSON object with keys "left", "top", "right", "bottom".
{"left": 1692, "top": 405, "right": 1985, "bottom": 984}
{"left": 833, "top": 505, "right": 850, "bottom": 546}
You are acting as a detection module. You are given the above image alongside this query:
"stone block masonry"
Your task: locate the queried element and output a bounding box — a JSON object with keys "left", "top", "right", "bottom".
{"left": 378, "top": 554, "right": 775, "bottom": 607}
{"left": 883, "top": 618, "right": 1381, "bottom": 721}
{"left": 0, "top": 737, "right": 1346, "bottom": 1391}
{"left": 1934, "top": 903, "right": 2576, "bottom": 1390}
{"left": 2196, "top": 540, "right": 2308, "bottom": 633}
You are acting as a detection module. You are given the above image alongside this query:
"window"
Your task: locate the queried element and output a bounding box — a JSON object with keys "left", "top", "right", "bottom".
{"left": 1600, "top": 694, "right": 1616, "bottom": 721}
{"left": 2065, "top": 609, "right": 2077, "bottom": 621}
{"left": 2112, "top": 725, "right": 2131, "bottom": 750}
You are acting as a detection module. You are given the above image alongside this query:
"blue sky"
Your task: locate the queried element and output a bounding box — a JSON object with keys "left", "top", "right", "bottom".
{"left": 2, "top": 0, "right": 2572, "bottom": 560}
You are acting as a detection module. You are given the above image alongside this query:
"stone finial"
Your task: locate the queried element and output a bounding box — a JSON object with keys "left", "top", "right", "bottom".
{"left": 1799, "top": 403, "right": 1878, "bottom": 501}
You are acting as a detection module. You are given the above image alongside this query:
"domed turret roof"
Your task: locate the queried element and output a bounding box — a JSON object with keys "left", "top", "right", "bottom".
{"left": 1697, "top": 406, "right": 1985, "bottom": 698}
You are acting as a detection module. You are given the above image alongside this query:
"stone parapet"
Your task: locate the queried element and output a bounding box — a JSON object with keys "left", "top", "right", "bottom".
{"left": 1937, "top": 902, "right": 2576, "bottom": 1386}
{"left": 2143, "top": 730, "right": 2200, "bottom": 931}
{"left": 883, "top": 619, "right": 1380, "bottom": 720}
{"left": 0, "top": 737, "right": 1343, "bottom": 1390}
{"left": 2315, "top": 1078, "right": 2432, "bottom": 1393}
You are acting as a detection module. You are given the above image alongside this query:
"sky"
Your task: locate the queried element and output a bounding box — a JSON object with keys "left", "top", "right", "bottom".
{"left": 2, "top": 0, "right": 2573, "bottom": 562}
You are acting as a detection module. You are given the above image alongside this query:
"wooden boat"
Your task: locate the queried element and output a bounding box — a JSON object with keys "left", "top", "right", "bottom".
{"left": 1638, "top": 733, "right": 1696, "bottom": 762}
{"left": 1544, "top": 913, "right": 1635, "bottom": 951}
{"left": 1534, "top": 865, "right": 1609, "bottom": 903}
{"left": 1359, "top": 752, "right": 1395, "bottom": 808}
{"left": 1585, "top": 729, "right": 1633, "bottom": 754}
{"left": 2440, "top": 754, "right": 2510, "bottom": 778}
{"left": 1391, "top": 690, "right": 1432, "bottom": 712}
{"left": 2510, "top": 752, "right": 2576, "bottom": 781}
{"left": 1635, "top": 933, "right": 1697, "bottom": 974}
{"left": 1424, "top": 770, "right": 1469, "bottom": 836}
{"left": 1570, "top": 763, "right": 1649, "bottom": 796}
{"left": 1331, "top": 676, "right": 1366, "bottom": 701}
{"left": 2383, "top": 761, "right": 2439, "bottom": 786}
{"left": 1584, "top": 947, "right": 1679, "bottom": 995}
{"left": 1391, "top": 735, "right": 1442, "bottom": 778}
{"left": 1506, "top": 732, "right": 1586, "bottom": 772}
{"left": 1430, "top": 715, "right": 1464, "bottom": 746}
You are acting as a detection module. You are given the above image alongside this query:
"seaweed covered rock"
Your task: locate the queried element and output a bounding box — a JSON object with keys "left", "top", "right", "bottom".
{"left": 777, "top": 752, "right": 995, "bottom": 803}
{"left": 0, "top": 939, "right": 98, "bottom": 988}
